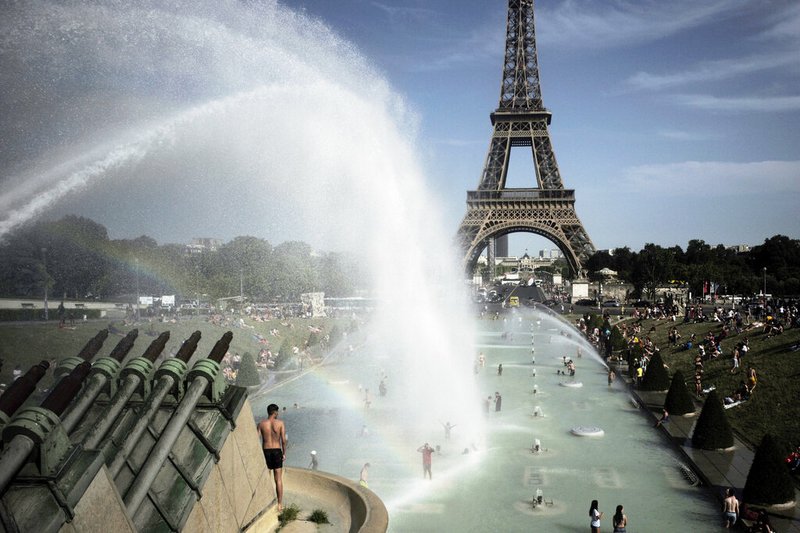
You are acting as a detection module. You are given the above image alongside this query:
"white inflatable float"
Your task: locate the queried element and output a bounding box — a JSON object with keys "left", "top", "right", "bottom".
{"left": 571, "top": 426, "right": 605, "bottom": 437}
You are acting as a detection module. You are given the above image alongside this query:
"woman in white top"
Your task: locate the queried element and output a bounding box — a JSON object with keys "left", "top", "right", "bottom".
{"left": 589, "top": 499, "right": 603, "bottom": 532}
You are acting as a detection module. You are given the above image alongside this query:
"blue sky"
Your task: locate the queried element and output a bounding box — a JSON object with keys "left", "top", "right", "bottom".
{"left": 283, "top": 0, "right": 800, "bottom": 253}
{"left": 0, "top": 0, "right": 797, "bottom": 255}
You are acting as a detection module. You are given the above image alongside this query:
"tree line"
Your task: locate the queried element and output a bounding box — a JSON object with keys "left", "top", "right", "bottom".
{"left": 586, "top": 236, "right": 800, "bottom": 298}
{"left": 0, "top": 215, "right": 365, "bottom": 303}
{"left": 1, "top": 216, "right": 797, "bottom": 302}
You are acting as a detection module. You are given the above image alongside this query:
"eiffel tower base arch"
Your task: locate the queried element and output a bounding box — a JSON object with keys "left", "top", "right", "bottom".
{"left": 459, "top": 202, "right": 593, "bottom": 280}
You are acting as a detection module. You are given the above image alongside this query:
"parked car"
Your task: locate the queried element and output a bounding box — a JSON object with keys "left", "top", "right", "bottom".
{"left": 632, "top": 300, "right": 651, "bottom": 308}
{"left": 574, "top": 299, "right": 597, "bottom": 307}
{"left": 602, "top": 299, "right": 621, "bottom": 307}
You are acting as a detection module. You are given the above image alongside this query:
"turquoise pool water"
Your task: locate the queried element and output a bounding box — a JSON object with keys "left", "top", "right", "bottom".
{"left": 253, "top": 314, "right": 718, "bottom": 532}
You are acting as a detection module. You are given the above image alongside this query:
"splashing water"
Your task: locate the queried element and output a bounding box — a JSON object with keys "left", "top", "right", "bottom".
{"left": 0, "top": 0, "right": 482, "bottom": 460}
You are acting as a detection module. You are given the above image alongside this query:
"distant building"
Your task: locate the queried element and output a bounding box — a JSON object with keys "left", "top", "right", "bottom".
{"left": 186, "top": 237, "right": 223, "bottom": 254}
{"left": 539, "top": 249, "right": 562, "bottom": 259}
{"left": 728, "top": 244, "right": 751, "bottom": 253}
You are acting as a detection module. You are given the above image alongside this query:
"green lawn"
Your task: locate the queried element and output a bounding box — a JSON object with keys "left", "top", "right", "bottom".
{"left": 0, "top": 315, "right": 347, "bottom": 390}
{"left": 618, "top": 316, "right": 800, "bottom": 453}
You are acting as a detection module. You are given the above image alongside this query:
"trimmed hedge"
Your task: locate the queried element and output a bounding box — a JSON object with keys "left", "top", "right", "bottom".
{"left": 641, "top": 352, "right": 671, "bottom": 391}
{"left": 663, "top": 370, "right": 696, "bottom": 416}
{"left": 743, "top": 433, "right": 796, "bottom": 506}
{"left": 691, "top": 390, "right": 734, "bottom": 450}
{"left": 236, "top": 352, "right": 260, "bottom": 387}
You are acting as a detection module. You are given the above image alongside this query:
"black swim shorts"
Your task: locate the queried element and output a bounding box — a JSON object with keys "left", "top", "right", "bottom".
{"left": 263, "top": 448, "right": 283, "bottom": 470}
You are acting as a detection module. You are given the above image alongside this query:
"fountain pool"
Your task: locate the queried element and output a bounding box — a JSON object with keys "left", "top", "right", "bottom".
{"left": 255, "top": 311, "right": 719, "bottom": 532}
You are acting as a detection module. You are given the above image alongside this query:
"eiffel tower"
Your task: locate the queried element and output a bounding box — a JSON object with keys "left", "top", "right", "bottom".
{"left": 457, "top": 0, "right": 595, "bottom": 278}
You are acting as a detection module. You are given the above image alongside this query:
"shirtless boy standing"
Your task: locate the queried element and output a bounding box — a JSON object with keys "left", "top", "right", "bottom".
{"left": 722, "top": 487, "right": 739, "bottom": 528}
{"left": 258, "top": 404, "right": 287, "bottom": 511}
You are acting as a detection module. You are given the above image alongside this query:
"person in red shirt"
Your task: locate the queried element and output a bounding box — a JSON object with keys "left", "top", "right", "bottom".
{"left": 417, "top": 443, "right": 433, "bottom": 479}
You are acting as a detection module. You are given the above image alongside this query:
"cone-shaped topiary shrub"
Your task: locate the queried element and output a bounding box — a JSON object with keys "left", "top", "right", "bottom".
{"left": 610, "top": 326, "right": 626, "bottom": 351}
{"left": 236, "top": 352, "right": 260, "bottom": 387}
{"left": 743, "top": 434, "right": 796, "bottom": 506}
{"left": 307, "top": 330, "right": 321, "bottom": 347}
{"left": 663, "top": 370, "right": 695, "bottom": 415}
{"left": 691, "top": 390, "right": 734, "bottom": 450}
{"left": 640, "top": 352, "right": 671, "bottom": 391}
{"left": 329, "top": 324, "right": 342, "bottom": 344}
{"left": 627, "top": 345, "right": 643, "bottom": 378}
{"left": 275, "top": 339, "right": 293, "bottom": 369}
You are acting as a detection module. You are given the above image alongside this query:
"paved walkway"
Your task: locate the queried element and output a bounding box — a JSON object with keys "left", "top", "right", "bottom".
{"left": 629, "top": 383, "right": 800, "bottom": 532}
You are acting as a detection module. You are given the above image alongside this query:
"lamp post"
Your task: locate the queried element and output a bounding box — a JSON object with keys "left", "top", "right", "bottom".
{"left": 41, "top": 247, "right": 49, "bottom": 321}
{"left": 762, "top": 267, "right": 767, "bottom": 311}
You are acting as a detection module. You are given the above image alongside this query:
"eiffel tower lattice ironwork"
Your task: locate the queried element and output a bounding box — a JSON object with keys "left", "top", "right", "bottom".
{"left": 457, "top": 0, "right": 595, "bottom": 278}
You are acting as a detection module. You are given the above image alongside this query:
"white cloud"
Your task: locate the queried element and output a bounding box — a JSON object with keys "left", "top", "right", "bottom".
{"left": 622, "top": 160, "right": 800, "bottom": 195}
{"left": 657, "top": 129, "right": 716, "bottom": 142}
{"left": 673, "top": 94, "right": 800, "bottom": 112}
{"left": 760, "top": 2, "right": 800, "bottom": 41}
{"left": 431, "top": 138, "right": 484, "bottom": 147}
{"left": 406, "top": 20, "right": 503, "bottom": 72}
{"left": 537, "top": 0, "right": 748, "bottom": 50}
{"left": 370, "top": 2, "right": 438, "bottom": 23}
{"left": 626, "top": 51, "right": 798, "bottom": 91}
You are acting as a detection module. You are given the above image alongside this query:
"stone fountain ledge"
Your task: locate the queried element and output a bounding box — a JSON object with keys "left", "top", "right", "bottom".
{"left": 275, "top": 467, "right": 388, "bottom": 533}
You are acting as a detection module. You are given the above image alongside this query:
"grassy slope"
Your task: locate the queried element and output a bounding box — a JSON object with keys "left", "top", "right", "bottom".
{"left": 0, "top": 316, "right": 345, "bottom": 390}
{"left": 623, "top": 316, "right": 800, "bottom": 452}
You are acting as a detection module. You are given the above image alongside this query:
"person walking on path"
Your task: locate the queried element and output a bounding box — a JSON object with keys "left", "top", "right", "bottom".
{"left": 612, "top": 504, "right": 627, "bottom": 533}
{"left": 258, "top": 403, "right": 287, "bottom": 511}
{"left": 589, "top": 499, "right": 603, "bottom": 533}
{"left": 417, "top": 443, "right": 433, "bottom": 480}
{"left": 722, "top": 487, "right": 739, "bottom": 529}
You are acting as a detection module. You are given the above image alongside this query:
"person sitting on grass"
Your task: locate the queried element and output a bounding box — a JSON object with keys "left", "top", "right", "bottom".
{"left": 723, "top": 381, "right": 751, "bottom": 405}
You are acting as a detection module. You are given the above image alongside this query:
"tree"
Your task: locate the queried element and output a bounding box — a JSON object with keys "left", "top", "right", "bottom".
{"left": 632, "top": 244, "right": 678, "bottom": 300}
{"left": 236, "top": 352, "right": 260, "bottom": 387}
{"left": 743, "top": 434, "right": 796, "bottom": 506}
{"left": 640, "top": 352, "right": 670, "bottom": 391}
{"left": 691, "top": 390, "right": 734, "bottom": 450}
{"left": 586, "top": 251, "right": 613, "bottom": 282}
{"left": 663, "top": 370, "right": 695, "bottom": 416}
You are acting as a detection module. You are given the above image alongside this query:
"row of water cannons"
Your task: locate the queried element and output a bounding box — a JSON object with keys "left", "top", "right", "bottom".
{"left": 0, "top": 328, "right": 233, "bottom": 515}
